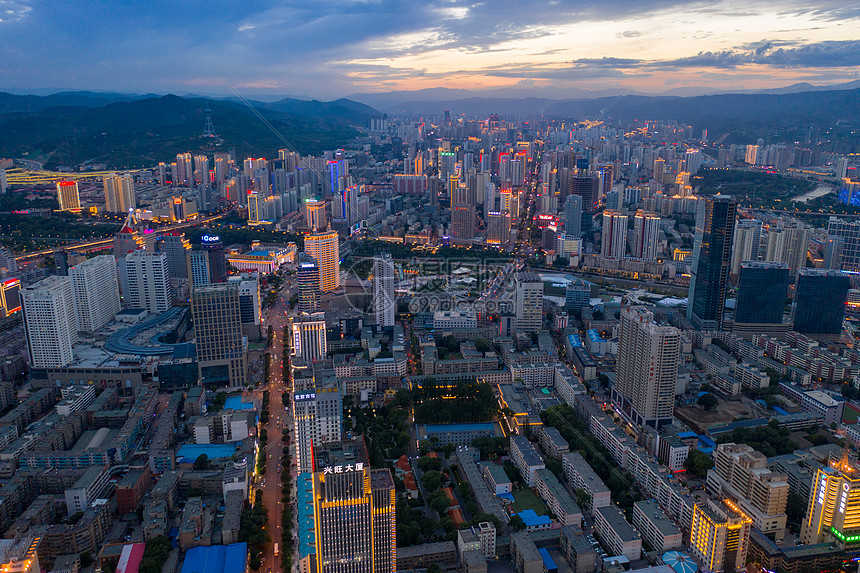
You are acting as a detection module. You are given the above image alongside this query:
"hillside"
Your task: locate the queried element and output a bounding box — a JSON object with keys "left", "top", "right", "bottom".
{"left": 0, "top": 93, "right": 376, "bottom": 169}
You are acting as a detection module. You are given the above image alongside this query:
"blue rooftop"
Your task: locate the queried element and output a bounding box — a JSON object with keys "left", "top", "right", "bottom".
{"left": 538, "top": 548, "right": 558, "bottom": 572}
{"left": 677, "top": 431, "right": 698, "bottom": 439}
{"left": 568, "top": 334, "right": 583, "bottom": 348}
{"left": 497, "top": 492, "right": 515, "bottom": 503}
{"left": 177, "top": 444, "right": 239, "bottom": 462}
{"left": 587, "top": 329, "right": 601, "bottom": 341}
{"left": 297, "top": 473, "right": 316, "bottom": 560}
{"left": 518, "top": 509, "right": 552, "bottom": 528}
{"left": 224, "top": 396, "right": 254, "bottom": 411}
{"left": 181, "top": 543, "right": 247, "bottom": 573}
{"left": 423, "top": 423, "right": 496, "bottom": 433}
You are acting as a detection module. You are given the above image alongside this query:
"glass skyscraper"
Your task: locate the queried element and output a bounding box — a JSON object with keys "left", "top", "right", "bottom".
{"left": 793, "top": 268, "right": 850, "bottom": 334}
{"left": 734, "top": 262, "right": 789, "bottom": 325}
{"left": 687, "top": 195, "right": 737, "bottom": 330}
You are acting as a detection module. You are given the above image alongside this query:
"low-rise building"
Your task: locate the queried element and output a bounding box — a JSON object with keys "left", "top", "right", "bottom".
{"left": 562, "top": 451, "right": 611, "bottom": 509}
{"left": 510, "top": 435, "right": 545, "bottom": 487}
{"left": 632, "top": 500, "right": 683, "bottom": 551}
{"left": 593, "top": 505, "right": 642, "bottom": 561}
{"left": 534, "top": 469, "right": 581, "bottom": 527}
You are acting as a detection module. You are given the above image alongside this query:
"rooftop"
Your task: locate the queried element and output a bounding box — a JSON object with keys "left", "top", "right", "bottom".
{"left": 180, "top": 543, "right": 247, "bottom": 573}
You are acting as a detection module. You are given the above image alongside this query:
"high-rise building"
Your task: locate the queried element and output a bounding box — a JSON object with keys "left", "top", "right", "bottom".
{"left": 730, "top": 219, "right": 762, "bottom": 276}
{"left": 801, "top": 455, "right": 860, "bottom": 547}
{"left": 157, "top": 232, "right": 192, "bottom": 282}
{"left": 192, "top": 283, "right": 247, "bottom": 387}
{"left": 305, "top": 199, "right": 327, "bottom": 231}
{"left": 450, "top": 204, "right": 476, "bottom": 240}
{"left": 486, "top": 211, "right": 512, "bottom": 246}
{"left": 687, "top": 195, "right": 737, "bottom": 330}
{"left": 56, "top": 181, "right": 81, "bottom": 211}
{"left": 613, "top": 306, "right": 680, "bottom": 429}
{"left": 515, "top": 271, "right": 543, "bottom": 333}
{"left": 570, "top": 175, "right": 599, "bottom": 212}
{"left": 312, "top": 465, "right": 395, "bottom": 573}
{"left": 190, "top": 249, "right": 210, "bottom": 287}
{"left": 291, "top": 313, "right": 327, "bottom": 362}
{"left": 297, "top": 254, "right": 320, "bottom": 313}
{"left": 734, "top": 262, "right": 788, "bottom": 326}
{"left": 373, "top": 254, "right": 395, "bottom": 328}
{"left": 653, "top": 158, "right": 666, "bottom": 183}
{"left": 201, "top": 234, "right": 227, "bottom": 284}
{"left": 601, "top": 211, "right": 627, "bottom": 259}
{"left": 69, "top": 255, "right": 121, "bottom": 333}
{"left": 824, "top": 236, "right": 845, "bottom": 270}
{"left": 294, "top": 386, "right": 342, "bottom": 473}
{"left": 793, "top": 268, "right": 849, "bottom": 335}
{"left": 113, "top": 225, "right": 152, "bottom": 258}
{"left": 631, "top": 211, "right": 660, "bottom": 260}
{"left": 765, "top": 223, "right": 810, "bottom": 274}
{"left": 247, "top": 192, "right": 262, "bottom": 224}
{"left": 176, "top": 153, "right": 193, "bottom": 185}
{"left": 305, "top": 231, "right": 340, "bottom": 292}
{"left": 708, "top": 443, "right": 789, "bottom": 540}
{"left": 564, "top": 194, "right": 582, "bottom": 236}
{"left": 21, "top": 276, "right": 77, "bottom": 368}
{"left": 103, "top": 174, "right": 136, "bottom": 213}
{"left": 119, "top": 251, "right": 171, "bottom": 313}
{"left": 690, "top": 499, "right": 752, "bottom": 573}
{"left": 826, "top": 216, "right": 860, "bottom": 271}
{"left": 228, "top": 272, "right": 262, "bottom": 341}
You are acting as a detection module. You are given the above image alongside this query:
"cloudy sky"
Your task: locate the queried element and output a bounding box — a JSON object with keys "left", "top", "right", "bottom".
{"left": 1, "top": 0, "right": 859, "bottom": 99}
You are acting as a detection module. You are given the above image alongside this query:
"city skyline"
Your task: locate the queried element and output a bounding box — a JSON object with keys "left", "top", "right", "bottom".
{"left": 1, "top": 1, "right": 858, "bottom": 99}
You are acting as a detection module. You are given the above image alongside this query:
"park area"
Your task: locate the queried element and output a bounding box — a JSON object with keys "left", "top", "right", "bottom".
{"left": 510, "top": 489, "right": 547, "bottom": 516}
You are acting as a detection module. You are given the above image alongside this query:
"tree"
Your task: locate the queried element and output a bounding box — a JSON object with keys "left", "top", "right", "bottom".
{"left": 684, "top": 450, "right": 714, "bottom": 479}
{"left": 80, "top": 552, "right": 94, "bottom": 568}
{"left": 429, "top": 490, "right": 451, "bottom": 514}
{"left": 421, "top": 470, "right": 444, "bottom": 492}
{"left": 194, "top": 454, "right": 210, "bottom": 470}
{"left": 509, "top": 514, "right": 526, "bottom": 531}
{"left": 417, "top": 455, "right": 442, "bottom": 472}
{"left": 697, "top": 393, "right": 719, "bottom": 411}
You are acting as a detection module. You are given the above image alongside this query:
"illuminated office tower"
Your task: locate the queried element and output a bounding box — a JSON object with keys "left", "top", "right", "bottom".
{"left": 157, "top": 163, "right": 167, "bottom": 185}
{"left": 291, "top": 312, "right": 327, "bottom": 363}
{"left": 305, "top": 199, "right": 327, "bottom": 231}
{"left": 613, "top": 306, "right": 680, "bottom": 429}
{"left": 119, "top": 251, "right": 171, "bottom": 313}
{"left": 156, "top": 232, "right": 192, "bottom": 281}
{"left": 69, "top": 255, "right": 120, "bottom": 333}
{"left": 201, "top": 235, "right": 227, "bottom": 284}
{"left": 247, "top": 192, "right": 262, "bottom": 223}
{"left": 56, "top": 181, "right": 81, "bottom": 211}
{"left": 687, "top": 195, "right": 737, "bottom": 330}
{"left": 104, "top": 174, "right": 136, "bottom": 213}
{"left": 190, "top": 250, "right": 210, "bottom": 287}
{"left": 745, "top": 145, "right": 759, "bottom": 165}
{"left": 515, "top": 271, "right": 543, "bottom": 333}
{"left": 373, "top": 254, "right": 395, "bottom": 328}
{"left": 689, "top": 499, "right": 752, "bottom": 573}
{"left": 297, "top": 254, "right": 320, "bottom": 313}
{"left": 21, "top": 276, "right": 77, "bottom": 368}
{"left": 800, "top": 456, "right": 860, "bottom": 547}
{"left": 631, "top": 211, "right": 660, "bottom": 260}
{"left": 294, "top": 386, "right": 341, "bottom": 473}
{"left": 244, "top": 157, "right": 267, "bottom": 174}
{"left": 487, "top": 212, "right": 512, "bottom": 246}
{"left": 653, "top": 158, "right": 666, "bottom": 183}
{"left": 228, "top": 272, "right": 262, "bottom": 341}
{"left": 793, "top": 268, "right": 850, "bottom": 335}
{"left": 305, "top": 231, "right": 340, "bottom": 292}
{"left": 214, "top": 157, "right": 228, "bottom": 185}
{"left": 730, "top": 219, "right": 762, "bottom": 276}
{"left": 450, "top": 204, "right": 476, "bottom": 240}
{"left": 192, "top": 283, "right": 247, "bottom": 387}
{"left": 312, "top": 466, "right": 395, "bottom": 573}
{"left": 564, "top": 194, "right": 582, "bottom": 236}
{"left": 601, "top": 211, "right": 627, "bottom": 259}
{"left": 175, "top": 153, "right": 193, "bottom": 185}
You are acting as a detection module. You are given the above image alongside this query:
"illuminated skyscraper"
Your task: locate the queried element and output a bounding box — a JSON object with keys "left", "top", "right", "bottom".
{"left": 69, "top": 255, "right": 120, "bottom": 333}
{"left": 312, "top": 466, "right": 395, "bottom": 573}
{"left": 176, "top": 153, "right": 193, "bottom": 185}
{"left": 297, "top": 254, "right": 320, "bottom": 313}
{"left": 765, "top": 222, "right": 810, "bottom": 275}
{"left": 157, "top": 232, "right": 192, "bottom": 282}
{"left": 801, "top": 455, "right": 860, "bottom": 548}
{"left": 373, "top": 254, "right": 395, "bottom": 328}
{"left": 631, "top": 211, "right": 660, "bottom": 261}
{"left": 294, "top": 385, "right": 341, "bottom": 473}
{"left": 201, "top": 235, "right": 227, "bottom": 284}
{"left": 291, "top": 312, "right": 327, "bottom": 363}
{"left": 613, "top": 306, "right": 680, "bottom": 429}
{"left": 730, "top": 219, "right": 762, "bottom": 276}
{"left": 56, "top": 181, "right": 81, "bottom": 211}
{"left": 689, "top": 499, "right": 752, "bottom": 573}
{"left": 564, "top": 194, "right": 582, "bottom": 236}
{"left": 515, "top": 271, "right": 543, "bottom": 333}
{"left": 305, "top": 199, "right": 327, "bottom": 231}
{"left": 305, "top": 231, "right": 340, "bottom": 292}
{"left": 687, "top": 195, "right": 737, "bottom": 330}
{"left": 119, "top": 251, "right": 171, "bottom": 313}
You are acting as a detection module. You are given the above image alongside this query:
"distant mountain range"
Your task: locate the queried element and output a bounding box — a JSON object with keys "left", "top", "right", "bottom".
{"left": 0, "top": 92, "right": 379, "bottom": 170}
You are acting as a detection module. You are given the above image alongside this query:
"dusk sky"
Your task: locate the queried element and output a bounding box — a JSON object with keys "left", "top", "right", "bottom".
{"left": 1, "top": 0, "right": 859, "bottom": 99}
